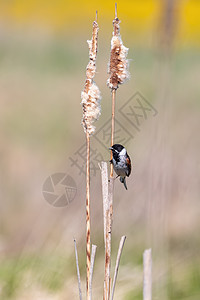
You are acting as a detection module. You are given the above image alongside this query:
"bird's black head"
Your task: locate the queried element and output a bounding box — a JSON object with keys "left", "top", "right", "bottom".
{"left": 109, "top": 144, "right": 124, "bottom": 153}
{"left": 109, "top": 144, "right": 127, "bottom": 163}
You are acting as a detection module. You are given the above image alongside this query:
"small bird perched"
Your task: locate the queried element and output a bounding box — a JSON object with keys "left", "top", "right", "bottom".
{"left": 109, "top": 144, "right": 131, "bottom": 190}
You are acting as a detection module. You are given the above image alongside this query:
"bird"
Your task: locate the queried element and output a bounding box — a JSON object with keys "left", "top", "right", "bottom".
{"left": 109, "top": 144, "right": 131, "bottom": 190}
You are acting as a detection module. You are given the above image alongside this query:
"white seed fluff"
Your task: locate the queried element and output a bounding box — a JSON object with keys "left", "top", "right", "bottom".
{"left": 81, "top": 21, "right": 101, "bottom": 136}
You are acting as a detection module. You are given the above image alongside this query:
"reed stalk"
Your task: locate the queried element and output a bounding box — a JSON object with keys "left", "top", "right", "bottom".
{"left": 89, "top": 244, "right": 97, "bottom": 300}
{"left": 110, "top": 89, "right": 116, "bottom": 178}
{"left": 100, "top": 162, "right": 109, "bottom": 247}
{"left": 86, "top": 131, "right": 90, "bottom": 299}
{"left": 111, "top": 235, "right": 126, "bottom": 300}
{"left": 143, "top": 249, "right": 152, "bottom": 300}
{"left": 103, "top": 4, "right": 130, "bottom": 299}
{"left": 81, "top": 15, "right": 101, "bottom": 300}
{"left": 74, "top": 239, "right": 82, "bottom": 300}
{"left": 101, "top": 162, "right": 112, "bottom": 300}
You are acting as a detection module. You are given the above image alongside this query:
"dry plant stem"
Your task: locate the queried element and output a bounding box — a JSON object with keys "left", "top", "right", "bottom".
{"left": 111, "top": 235, "right": 126, "bottom": 300}
{"left": 143, "top": 249, "right": 152, "bottom": 300}
{"left": 100, "top": 162, "right": 109, "bottom": 245}
{"left": 74, "top": 239, "right": 82, "bottom": 300}
{"left": 89, "top": 244, "right": 97, "bottom": 300}
{"left": 81, "top": 16, "right": 100, "bottom": 300}
{"left": 104, "top": 177, "right": 114, "bottom": 300}
{"left": 115, "top": 2, "right": 117, "bottom": 19}
{"left": 110, "top": 89, "right": 116, "bottom": 178}
{"left": 104, "top": 186, "right": 111, "bottom": 300}
{"left": 100, "top": 161, "right": 112, "bottom": 300}
{"left": 107, "top": 88, "right": 115, "bottom": 299}
{"left": 104, "top": 4, "right": 130, "bottom": 299}
{"left": 86, "top": 131, "right": 91, "bottom": 300}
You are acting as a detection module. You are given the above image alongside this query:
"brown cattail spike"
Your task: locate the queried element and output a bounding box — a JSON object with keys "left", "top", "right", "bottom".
{"left": 107, "top": 16, "right": 130, "bottom": 90}
{"left": 81, "top": 21, "right": 101, "bottom": 135}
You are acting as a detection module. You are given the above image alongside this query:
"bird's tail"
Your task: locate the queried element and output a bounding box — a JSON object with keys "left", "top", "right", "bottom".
{"left": 120, "top": 177, "right": 128, "bottom": 190}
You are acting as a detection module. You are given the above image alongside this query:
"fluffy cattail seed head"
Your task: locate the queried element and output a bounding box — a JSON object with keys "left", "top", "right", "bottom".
{"left": 107, "top": 17, "right": 130, "bottom": 90}
{"left": 81, "top": 21, "right": 101, "bottom": 136}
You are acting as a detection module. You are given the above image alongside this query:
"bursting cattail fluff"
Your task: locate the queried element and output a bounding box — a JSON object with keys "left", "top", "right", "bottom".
{"left": 81, "top": 21, "right": 101, "bottom": 136}
{"left": 107, "top": 17, "right": 130, "bottom": 90}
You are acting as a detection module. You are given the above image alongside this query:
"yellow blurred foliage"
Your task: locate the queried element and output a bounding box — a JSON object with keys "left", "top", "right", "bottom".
{"left": 0, "top": 0, "right": 200, "bottom": 42}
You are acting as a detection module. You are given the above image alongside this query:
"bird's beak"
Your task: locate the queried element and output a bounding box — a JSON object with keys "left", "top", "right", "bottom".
{"left": 109, "top": 147, "right": 113, "bottom": 150}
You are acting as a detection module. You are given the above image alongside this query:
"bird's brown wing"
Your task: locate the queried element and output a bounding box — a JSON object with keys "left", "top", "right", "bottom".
{"left": 126, "top": 155, "right": 131, "bottom": 177}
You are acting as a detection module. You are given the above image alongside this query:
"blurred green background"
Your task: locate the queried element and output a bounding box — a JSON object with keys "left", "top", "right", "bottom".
{"left": 0, "top": 0, "right": 200, "bottom": 299}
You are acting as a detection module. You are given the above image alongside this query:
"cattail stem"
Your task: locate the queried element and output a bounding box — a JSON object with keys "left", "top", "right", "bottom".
{"left": 115, "top": 3, "right": 117, "bottom": 19}
{"left": 74, "top": 239, "right": 83, "bottom": 300}
{"left": 81, "top": 13, "right": 100, "bottom": 300}
{"left": 101, "top": 162, "right": 113, "bottom": 300}
{"left": 143, "top": 249, "right": 152, "bottom": 300}
{"left": 110, "top": 89, "right": 116, "bottom": 178}
{"left": 86, "top": 131, "right": 91, "bottom": 300}
{"left": 103, "top": 176, "right": 114, "bottom": 300}
{"left": 111, "top": 235, "right": 126, "bottom": 300}
{"left": 89, "top": 244, "right": 97, "bottom": 300}
{"left": 103, "top": 4, "right": 130, "bottom": 300}
{"left": 100, "top": 162, "right": 109, "bottom": 246}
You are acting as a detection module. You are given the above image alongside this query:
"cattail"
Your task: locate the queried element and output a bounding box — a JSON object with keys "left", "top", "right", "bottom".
{"left": 81, "top": 20, "right": 101, "bottom": 136}
{"left": 107, "top": 5, "right": 130, "bottom": 179}
{"left": 107, "top": 15, "right": 130, "bottom": 90}
{"left": 103, "top": 5, "right": 130, "bottom": 300}
{"left": 81, "top": 16, "right": 101, "bottom": 300}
